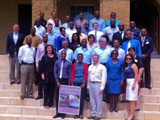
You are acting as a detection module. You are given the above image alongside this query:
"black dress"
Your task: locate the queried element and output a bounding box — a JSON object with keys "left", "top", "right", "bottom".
{"left": 41, "top": 54, "right": 57, "bottom": 107}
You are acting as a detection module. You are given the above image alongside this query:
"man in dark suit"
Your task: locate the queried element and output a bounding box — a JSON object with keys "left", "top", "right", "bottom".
{"left": 6, "top": 23, "right": 24, "bottom": 84}
{"left": 139, "top": 28, "right": 154, "bottom": 89}
{"left": 112, "top": 23, "right": 126, "bottom": 45}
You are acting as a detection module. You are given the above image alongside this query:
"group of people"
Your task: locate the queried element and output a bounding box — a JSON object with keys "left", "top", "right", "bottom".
{"left": 6, "top": 10, "right": 154, "bottom": 120}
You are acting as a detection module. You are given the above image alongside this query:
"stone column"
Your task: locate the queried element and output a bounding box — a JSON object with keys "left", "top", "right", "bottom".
{"left": 100, "top": 0, "right": 130, "bottom": 28}
{"left": 32, "top": 0, "right": 56, "bottom": 26}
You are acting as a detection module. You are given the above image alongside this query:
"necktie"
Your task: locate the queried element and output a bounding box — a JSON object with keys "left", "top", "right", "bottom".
{"left": 59, "top": 60, "right": 64, "bottom": 79}
{"left": 120, "top": 31, "right": 123, "bottom": 39}
{"left": 127, "top": 41, "right": 131, "bottom": 54}
{"left": 13, "top": 32, "right": 18, "bottom": 44}
{"left": 95, "top": 30, "right": 97, "bottom": 43}
{"left": 141, "top": 37, "right": 145, "bottom": 47}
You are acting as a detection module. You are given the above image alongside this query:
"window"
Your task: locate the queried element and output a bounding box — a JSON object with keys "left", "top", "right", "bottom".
{"left": 70, "top": 5, "right": 95, "bottom": 20}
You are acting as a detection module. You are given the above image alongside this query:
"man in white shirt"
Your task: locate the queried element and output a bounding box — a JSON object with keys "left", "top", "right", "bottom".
{"left": 66, "top": 21, "right": 77, "bottom": 42}
{"left": 111, "top": 39, "right": 125, "bottom": 61}
{"left": 87, "top": 54, "right": 107, "bottom": 120}
{"left": 34, "top": 18, "right": 46, "bottom": 39}
{"left": 88, "top": 22, "right": 103, "bottom": 43}
{"left": 103, "top": 19, "right": 119, "bottom": 44}
{"left": 46, "top": 11, "right": 61, "bottom": 28}
{"left": 18, "top": 36, "right": 36, "bottom": 100}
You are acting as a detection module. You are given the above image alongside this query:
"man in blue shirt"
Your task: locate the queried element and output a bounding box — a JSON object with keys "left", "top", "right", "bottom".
{"left": 46, "top": 23, "right": 55, "bottom": 48}
{"left": 92, "top": 35, "right": 111, "bottom": 65}
{"left": 52, "top": 18, "right": 61, "bottom": 38}
{"left": 73, "top": 38, "right": 93, "bottom": 65}
{"left": 82, "top": 21, "right": 90, "bottom": 36}
{"left": 58, "top": 40, "right": 73, "bottom": 63}
{"left": 122, "top": 29, "right": 142, "bottom": 57}
{"left": 62, "top": 15, "right": 70, "bottom": 29}
{"left": 89, "top": 11, "right": 105, "bottom": 31}
{"left": 105, "top": 12, "right": 121, "bottom": 27}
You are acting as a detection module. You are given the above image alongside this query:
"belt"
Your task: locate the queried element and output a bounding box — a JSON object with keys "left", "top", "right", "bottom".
{"left": 90, "top": 81, "right": 101, "bottom": 83}
{"left": 21, "top": 62, "right": 34, "bottom": 65}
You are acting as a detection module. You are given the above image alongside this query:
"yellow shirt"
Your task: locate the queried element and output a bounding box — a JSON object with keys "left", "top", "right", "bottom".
{"left": 23, "top": 35, "right": 41, "bottom": 48}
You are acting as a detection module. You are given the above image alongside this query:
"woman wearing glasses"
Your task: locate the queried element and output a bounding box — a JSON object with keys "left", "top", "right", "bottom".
{"left": 124, "top": 54, "right": 138, "bottom": 120}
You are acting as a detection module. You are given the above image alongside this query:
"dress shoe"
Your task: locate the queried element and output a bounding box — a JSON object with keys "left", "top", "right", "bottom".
{"left": 44, "top": 106, "right": 49, "bottom": 109}
{"left": 94, "top": 117, "right": 101, "bottom": 120}
{"left": 53, "top": 113, "right": 60, "bottom": 118}
{"left": 146, "top": 85, "right": 151, "bottom": 89}
{"left": 114, "top": 108, "right": 118, "bottom": 112}
{"left": 16, "top": 81, "right": 21, "bottom": 84}
{"left": 109, "top": 108, "right": 114, "bottom": 112}
{"left": 27, "top": 95, "right": 34, "bottom": 99}
{"left": 35, "top": 96, "right": 42, "bottom": 100}
{"left": 10, "top": 81, "right": 15, "bottom": 85}
{"left": 87, "top": 115, "right": 96, "bottom": 119}
{"left": 79, "top": 115, "right": 83, "bottom": 119}
{"left": 74, "top": 115, "right": 79, "bottom": 119}
{"left": 61, "top": 114, "right": 65, "bottom": 119}
{"left": 20, "top": 95, "right": 25, "bottom": 100}
{"left": 135, "top": 108, "right": 140, "bottom": 111}
{"left": 121, "top": 99, "right": 129, "bottom": 103}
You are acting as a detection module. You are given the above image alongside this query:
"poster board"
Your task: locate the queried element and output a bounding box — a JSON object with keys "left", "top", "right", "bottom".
{"left": 58, "top": 85, "right": 81, "bottom": 115}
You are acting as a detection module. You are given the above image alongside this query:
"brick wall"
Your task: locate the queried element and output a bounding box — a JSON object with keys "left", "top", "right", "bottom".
{"left": 100, "top": 0, "right": 130, "bottom": 28}
{"left": 32, "top": 0, "right": 55, "bottom": 26}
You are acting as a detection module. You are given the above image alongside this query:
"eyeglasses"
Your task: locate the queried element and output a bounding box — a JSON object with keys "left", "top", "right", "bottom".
{"left": 126, "top": 58, "right": 132, "bottom": 60}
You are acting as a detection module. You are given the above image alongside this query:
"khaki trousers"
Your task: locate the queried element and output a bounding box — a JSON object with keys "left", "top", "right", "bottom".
{"left": 20, "top": 64, "right": 34, "bottom": 97}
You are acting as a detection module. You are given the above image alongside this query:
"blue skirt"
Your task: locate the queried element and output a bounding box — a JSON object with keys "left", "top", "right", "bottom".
{"left": 108, "top": 79, "right": 121, "bottom": 94}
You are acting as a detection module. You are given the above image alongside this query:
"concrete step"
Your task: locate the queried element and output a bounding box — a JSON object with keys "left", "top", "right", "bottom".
{"left": 0, "top": 113, "right": 127, "bottom": 120}
{"left": 0, "top": 83, "right": 20, "bottom": 90}
{"left": 152, "top": 81, "right": 160, "bottom": 88}
{"left": 140, "top": 95, "right": 160, "bottom": 103}
{"left": 0, "top": 111, "right": 159, "bottom": 120}
{"left": 140, "top": 88, "right": 160, "bottom": 95}
{"left": 151, "top": 76, "right": 160, "bottom": 82}
{"left": 0, "top": 105, "right": 54, "bottom": 116}
{"left": 0, "top": 97, "right": 43, "bottom": 106}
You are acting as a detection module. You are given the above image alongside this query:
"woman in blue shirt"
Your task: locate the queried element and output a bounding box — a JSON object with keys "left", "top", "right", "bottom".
{"left": 106, "top": 50, "right": 124, "bottom": 112}
{"left": 124, "top": 54, "right": 138, "bottom": 120}
{"left": 56, "top": 27, "right": 70, "bottom": 52}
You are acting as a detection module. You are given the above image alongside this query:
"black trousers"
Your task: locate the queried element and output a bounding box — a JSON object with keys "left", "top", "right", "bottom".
{"left": 143, "top": 57, "right": 151, "bottom": 86}
{"left": 55, "top": 78, "right": 69, "bottom": 114}
{"left": 37, "top": 61, "right": 43, "bottom": 97}
{"left": 43, "top": 82, "right": 55, "bottom": 107}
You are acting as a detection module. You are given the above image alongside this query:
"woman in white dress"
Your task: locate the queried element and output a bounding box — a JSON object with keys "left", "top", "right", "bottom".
{"left": 124, "top": 54, "right": 138, "bottom": 120}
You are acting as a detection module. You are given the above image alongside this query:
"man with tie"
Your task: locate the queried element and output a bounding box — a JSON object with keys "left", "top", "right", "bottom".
{"left": 53, "top": 50, "right": 72, "bottom": 119}
{"left": 122, "top": 29, "right": 142, "bottom": 57}
{"left": 112, "top": 23, "right": 126, "bottom": 45}
{"left": 6, "top": 23, "right": 24, "bottom": 84}
{"left": 139, "top": 28, "right": 154, "bottom": 89}
{"left": 88, "top": 22, "right": 103, "bottom": 43}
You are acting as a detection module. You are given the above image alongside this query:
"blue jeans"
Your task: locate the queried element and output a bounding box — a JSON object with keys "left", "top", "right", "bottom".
{"left": 74, "top": 82, "right": 85, "bottom": 115}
